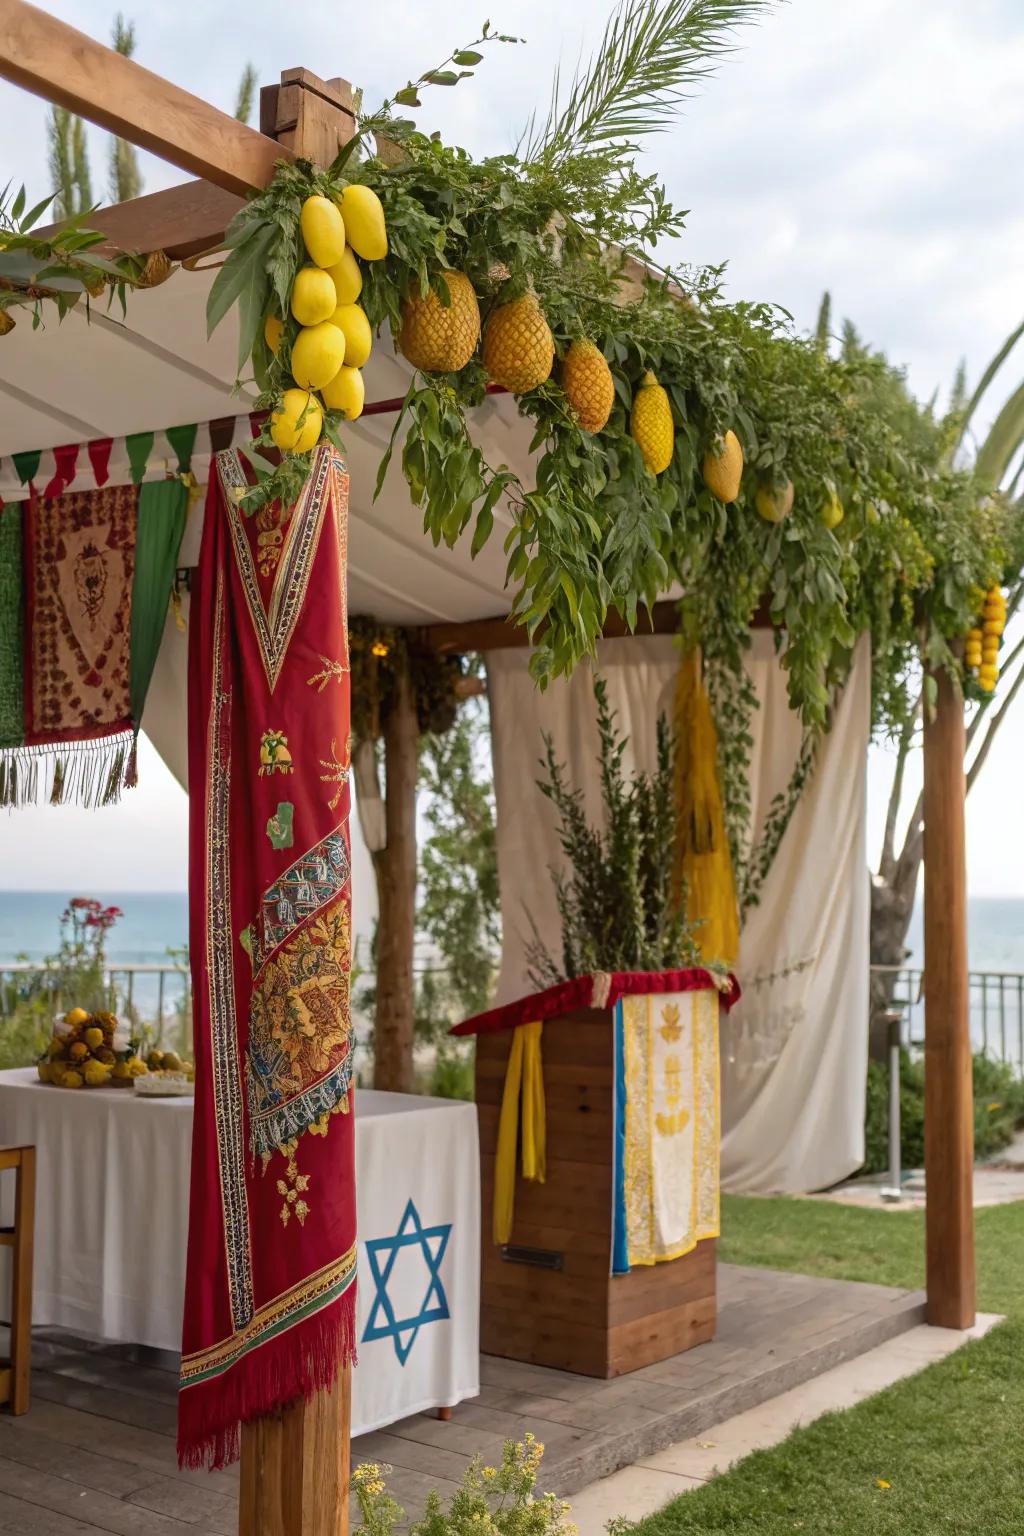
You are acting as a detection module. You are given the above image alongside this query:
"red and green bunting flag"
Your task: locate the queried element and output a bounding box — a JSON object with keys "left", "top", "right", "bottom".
{"left": 0, "top": 479, "right": 187, "bottom": 807}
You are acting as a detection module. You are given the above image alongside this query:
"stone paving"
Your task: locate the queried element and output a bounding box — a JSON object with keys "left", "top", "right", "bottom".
{"left": 0, "top": 1263, "right": 925, "bottom": 1531}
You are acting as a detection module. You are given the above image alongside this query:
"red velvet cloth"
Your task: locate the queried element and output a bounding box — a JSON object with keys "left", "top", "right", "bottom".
{"left": 178, "top": 447, "right": 356, "bottom": 1470}
{"left": 451, "top": 968, "right": 740, "bottom": 1037}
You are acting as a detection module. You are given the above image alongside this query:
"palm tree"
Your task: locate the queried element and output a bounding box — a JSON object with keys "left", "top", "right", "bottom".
{"left": 109, "top": 15, "right": 143, "bottom": 202}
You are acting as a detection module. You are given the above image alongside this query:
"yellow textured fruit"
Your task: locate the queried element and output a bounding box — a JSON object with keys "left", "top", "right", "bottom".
{"left": 630, "top": 371, "right": 674, "bottom": 475}
{"left": 399, "top": 272, "right": 481, "bottom": 373}
{"left": 84, "top": 1026, "right": 104, "bottom": 1049}
{"left": 966, "top": 627, "right": 983, "bottom": 644}
{"left": 264, "top": 314, "right": 284, "bottom": 356}
{"left": 65, "top": 1007, "right": 89, "bottom": 1026}
{"left": 290, "top": 321, "right": 346, "bottom": 390}
{"left": 300, "top": 195, "right": 346, "bottom": 269}
{"left": 321, "top": 365, "right": 365, "bottom": 420}
{"left": 290, "top": 266, "right": 337, "bottom": 327}
{"left": 703, "top": 430, "right": 744, "bottom": 503}
{"left": 983, "top": 618, "right": 1003, "bottom": 636}
{"left": 755, "top": 479, "right": 794, "bottom": 523}
{"left": 62, "top": 1071, "right": 84, "bottom": 1089}
{"left": 330, "top": 303, "right": 372, "bottom": 369}
{"left": 83, "top": 1060, "right": 112, "bottom": 1087}
{"left": 820, "top": 491, "right": 845, "bottom": 530}
{"left": 327, "top": 248, "right": 363, "bottom": 306}
{"left": 69, "top": 1041, "right": 88, "bottom": 1061}
{"left": 339, "top": 184, "right": 387, "bottom": 261}
{"left": 271, "top": 389, "right": 323, "bottom": 453}
{"left": 482, "top": 293, "right": 554, "bottom": 393}
{"left": 560, "top": 340, "right": 614, "bottom": 433}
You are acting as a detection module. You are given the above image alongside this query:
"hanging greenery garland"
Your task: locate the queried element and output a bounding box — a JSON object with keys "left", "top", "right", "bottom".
{"left": 207, "top": 3, "right": 1013, "bottom": 752}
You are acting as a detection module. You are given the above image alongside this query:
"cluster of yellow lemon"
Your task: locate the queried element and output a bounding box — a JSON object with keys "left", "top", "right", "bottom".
{"left": 267, "top": 186, "right": 389, "bottom": 453}
{"left": 629, "top": 371, "right": 746, "bottom": 501}
{"left": 37, "top": 1007, "right": 148, "bottom": 1090}
{"left": 965, "top": 585, "right": 1006, "bottom": 693}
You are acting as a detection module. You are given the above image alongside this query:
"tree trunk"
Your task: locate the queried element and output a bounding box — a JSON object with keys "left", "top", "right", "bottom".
{"left": 371, "top": 663, "right": 419, "bottom": 1092}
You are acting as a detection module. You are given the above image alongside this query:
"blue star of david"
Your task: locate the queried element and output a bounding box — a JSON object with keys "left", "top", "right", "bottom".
{"left": 362, "top": 1199, "right": 451, "bottom": 1366}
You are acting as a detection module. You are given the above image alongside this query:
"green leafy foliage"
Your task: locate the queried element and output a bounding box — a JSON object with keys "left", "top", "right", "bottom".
{"left": 862, "top": 1049, "right": 1024, "bottom": 1175}
{"left": 526, "top": 676, "right": 701, "bottom": 985}
{"left": 0, "top": 181, "right": 138, "bottom": 327}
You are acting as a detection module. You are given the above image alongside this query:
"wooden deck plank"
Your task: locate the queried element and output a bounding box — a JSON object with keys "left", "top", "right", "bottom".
{"left": 0, "top": 1455, "right": 223, "bottom": 1534}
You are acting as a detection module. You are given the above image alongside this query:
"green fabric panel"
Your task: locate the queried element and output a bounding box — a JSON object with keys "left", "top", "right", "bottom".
{"left": 165, "top": 423, "right": 198, "bottom": 475}
{"left": 125, "top": 431, "right": 155, "bottom": 486}
{"left": 12, "top": 450, "right": 40, "bottom": 486}
{"left": 0, "top": 508, "right": 24, "bottom": 748}
{"left": 129, "top": 479, "right": 188, "bottom": 727}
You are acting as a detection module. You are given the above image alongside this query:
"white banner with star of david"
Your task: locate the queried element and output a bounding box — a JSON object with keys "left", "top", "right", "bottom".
{"left": 353, "top": 1090, "right": 480, "bottom": 1436}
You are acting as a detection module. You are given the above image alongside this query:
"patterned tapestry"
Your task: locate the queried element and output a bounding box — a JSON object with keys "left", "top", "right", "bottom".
{"left": 178, "top": 445, "right": 356, "bottom": 1471}
{"left": 0, "top": 480, "right": 187, "bottom": 806}
{"left": 612, "top": 988, "right": 721, "bottom": 1272}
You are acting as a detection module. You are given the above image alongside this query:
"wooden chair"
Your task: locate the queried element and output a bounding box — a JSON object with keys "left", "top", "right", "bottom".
{"left": 0, "top": 1146, "right": 35, "bottom": 1415}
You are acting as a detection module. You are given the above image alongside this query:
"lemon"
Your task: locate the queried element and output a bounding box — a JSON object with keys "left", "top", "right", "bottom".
{"left": 112, "top": 1061, "right": 132, "bottom": 1081}
{"left": 330, "top": 303, "right": 372, "bottom": 368}
{"left": 65, "top": 1007, "right": 89, "bottom": 1026}
{"left": 291, "top": 321, "right": 346, "bottom": 390}
{"left": 327, "top": 248, "right": 363, "bottom": 306}
{"left": 128, "top": 1058, "right": 149, "bottom": 1077}
{"left": 146, "top": 1050, "right": 165, "bottom": 1070}
{"left": 271, "top": 389, "right": 323, "bottom": 453}
{"left": 83, "top": 1060, "right": 112, "bottom": 1087}
{"left": 820, "top": 491, "right": 845, "bottom": 530}
{"left": 291, "top": 267, "right": 337, "bottom": 327}
{"left": 300, "top": 195, "right": 346, "bottom": 269}
{"left": 69, "top": 1041, "right": 88, "bottom": 1061}
{"left": 162, "top": 1051, "right": 183, "bottom": 1073}
{"left": 703, "top": 431, "right": 744, "bottom": 503}
{"left": 321, "top": 365, "right": 365, "bottom": 420}
{"left": 84, "top": 1026, "right": 104, "bottom": 1049}
{"left": 264, "top": 314, "right": 284, "bottom": 356}
{"left": 755, "top": 479, "right": 794, "bottom": 523}
{"left": 62, "top": 1070, "right": 84, "bottom": 1090}
{"left": 339, "top": 184, "right": 387, "bottom": 261}
{"left": 37, "top": 1061, "right": 51, "bottom": 1083}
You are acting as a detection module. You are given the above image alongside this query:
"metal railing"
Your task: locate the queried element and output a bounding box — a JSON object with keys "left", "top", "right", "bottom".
{"left": 0, "top": 960, "right": 192, "bottom": 1053}
{"left": 871, "top": 964, "right": 1024, "bottom": 1074}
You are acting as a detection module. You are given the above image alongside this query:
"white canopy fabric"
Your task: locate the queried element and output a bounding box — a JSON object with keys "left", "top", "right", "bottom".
{"left": 0, "top": 266, "right": 535, "bottom": 626}
{"left": 486, "top": 633, "right": 871, "bottom": 1194}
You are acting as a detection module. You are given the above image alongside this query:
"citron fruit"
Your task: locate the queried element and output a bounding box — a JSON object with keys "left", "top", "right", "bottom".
{"left": 62, "top": 1071, "right": 84, "bottom": 1089}
{"left": 37, "top": 1062, "right": 51, "bottom": 1083}
{"left": 84, "top": 1026, "right": 104, "bottom": 1049}
{"left": 399, "top": 272, "right": 480, "bottom": 373}
{"left": 703, "top": 430, "right": 744, "bottom": 503}
{"left": 321, "top": 365, "right": 365, "bottom": 420}
{"left": 291, "top": 321, "right": 346, "bottom": 390}
{"left": 327, "top": 248, "right": 363, "bottom": 306}
{"left": 291, "top": 266, "right": 337, "bottom": 327}
{"left": 330, "top": 303, "right": 372, "bottom": 369}
{"left": 271, "top": 389, "right": 323, "bottom": 453}
{"left": 755, "top": 478, "right": 794, "bottom": 523}
{"left": 820, "top": 491, "right": 845, "bottom": 530}
{"left": 300, "top": 195, "right": 346, "bottom": 269}
{"left": 65, "top": 1006, "right": 89, "bottom": 1026}
{"left": 264, "top": 314, "right": 284, "bottom": 356}
{"left": 630, "top": 371, "right": 674, "bottom": 475}
{"left": 482, "top": 293, "right": 554, "bottom": 393}
{"left": 339, "top": 184, "right": 387, "bottom": 261}
{"left": 561, "top": 340, "right": 614, "bottom": 433}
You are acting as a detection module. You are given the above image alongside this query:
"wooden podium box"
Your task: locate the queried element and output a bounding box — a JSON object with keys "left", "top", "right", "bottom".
{"left": 474, "top": 1005, "right": 717, "bottom": 1378}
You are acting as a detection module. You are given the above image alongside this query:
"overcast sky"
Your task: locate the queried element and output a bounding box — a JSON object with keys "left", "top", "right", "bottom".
{"left": 1, "top": 0, "right": 1023, "bottom": 896}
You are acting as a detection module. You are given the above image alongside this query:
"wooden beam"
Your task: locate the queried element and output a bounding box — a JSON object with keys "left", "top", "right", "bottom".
{"left": 423, "top": 598, "right": 777, "bottom": 655}
{"left": 922, "top": 666, "right": 976, "bottom": 1328}
{"left": 0, "top": 0, "right": 287, "bottom": 195}
{"left": 38, "top": 180, "right": 246, "bottom": 262}
{"left": 239, "top": 1362, "right": 351, "bottom": 1536}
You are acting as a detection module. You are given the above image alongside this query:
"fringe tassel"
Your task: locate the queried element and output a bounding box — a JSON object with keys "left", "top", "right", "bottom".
{"left": 176, "top": 1286, "right": 357, "bottom": 1472}
{"left": 0, "top": 729, "right": 137, "bottom": 810}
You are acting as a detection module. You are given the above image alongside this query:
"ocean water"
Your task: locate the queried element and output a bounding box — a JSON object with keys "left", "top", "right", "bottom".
{"left": 905, "top": 897, "right": 1024, "bottom": 974}
{"left": 0, "top": 890, "right": 188, "bottom": 965}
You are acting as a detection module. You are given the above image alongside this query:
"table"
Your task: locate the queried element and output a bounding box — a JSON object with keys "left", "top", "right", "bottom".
{"left": 0, "top": 1069, "right": 479, "bottom": 1437}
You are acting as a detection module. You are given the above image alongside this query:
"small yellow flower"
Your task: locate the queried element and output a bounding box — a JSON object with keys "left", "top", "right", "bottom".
{"left": 876, "top": 1478, "right": 891, "bottom": 1490}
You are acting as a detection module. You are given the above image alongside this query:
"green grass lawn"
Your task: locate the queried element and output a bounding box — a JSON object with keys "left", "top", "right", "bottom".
{"left": 627, "top": 1197, "right": 1024, "bottom": 1535}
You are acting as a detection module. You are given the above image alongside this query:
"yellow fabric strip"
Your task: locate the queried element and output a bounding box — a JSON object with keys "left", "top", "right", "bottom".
{"left": 492, "top": 1021, "right": 545, "bottom": 1245}
{"left": 673, "top": 649, "right": 740, "bottom": 967}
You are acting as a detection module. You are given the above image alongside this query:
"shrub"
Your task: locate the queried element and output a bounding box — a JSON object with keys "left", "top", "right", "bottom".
{"left": 863, "top": 1048, "right": 1024, "bottom": 1174}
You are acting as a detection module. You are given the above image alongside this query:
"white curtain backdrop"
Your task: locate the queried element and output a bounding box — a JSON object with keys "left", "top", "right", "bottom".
{"left": 486, "top": 632, "right": 871, "bottom": 1194}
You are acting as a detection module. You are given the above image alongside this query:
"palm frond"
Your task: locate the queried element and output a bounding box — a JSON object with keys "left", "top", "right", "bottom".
{"left": 521, "top": 0, "right": 776, "bottom": 164}
{"left": 235, "top": 63, "right": 258, "bottom": 125}
{"left": 952, "top": 317, "right": 1024, "bottom": 463}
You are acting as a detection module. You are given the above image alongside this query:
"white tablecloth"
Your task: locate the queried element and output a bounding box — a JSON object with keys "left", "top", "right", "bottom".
{"left": 0, "top": 1070, "right": 479, "bottom": 1436}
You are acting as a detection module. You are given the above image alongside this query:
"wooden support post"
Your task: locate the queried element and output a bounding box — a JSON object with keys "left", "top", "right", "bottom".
{"left": 371, "top": 661, "right": 420, "bottom": 1092}
{"left": 239, "top": 1363, "right": 351, "bottom": 1536}
{"left": 234, "top": 66, "right": 358, "bottom": 1536}
{"left": 922, "top": 667, "right": 976, "bottom": 1328}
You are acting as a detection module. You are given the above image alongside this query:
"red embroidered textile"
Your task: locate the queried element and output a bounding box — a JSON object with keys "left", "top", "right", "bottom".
{"left": 451, "top": 968, "right": 741, "bottom": 1037}
{"left": 178, "top": 446, "right": 356, "bottom": 1470}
